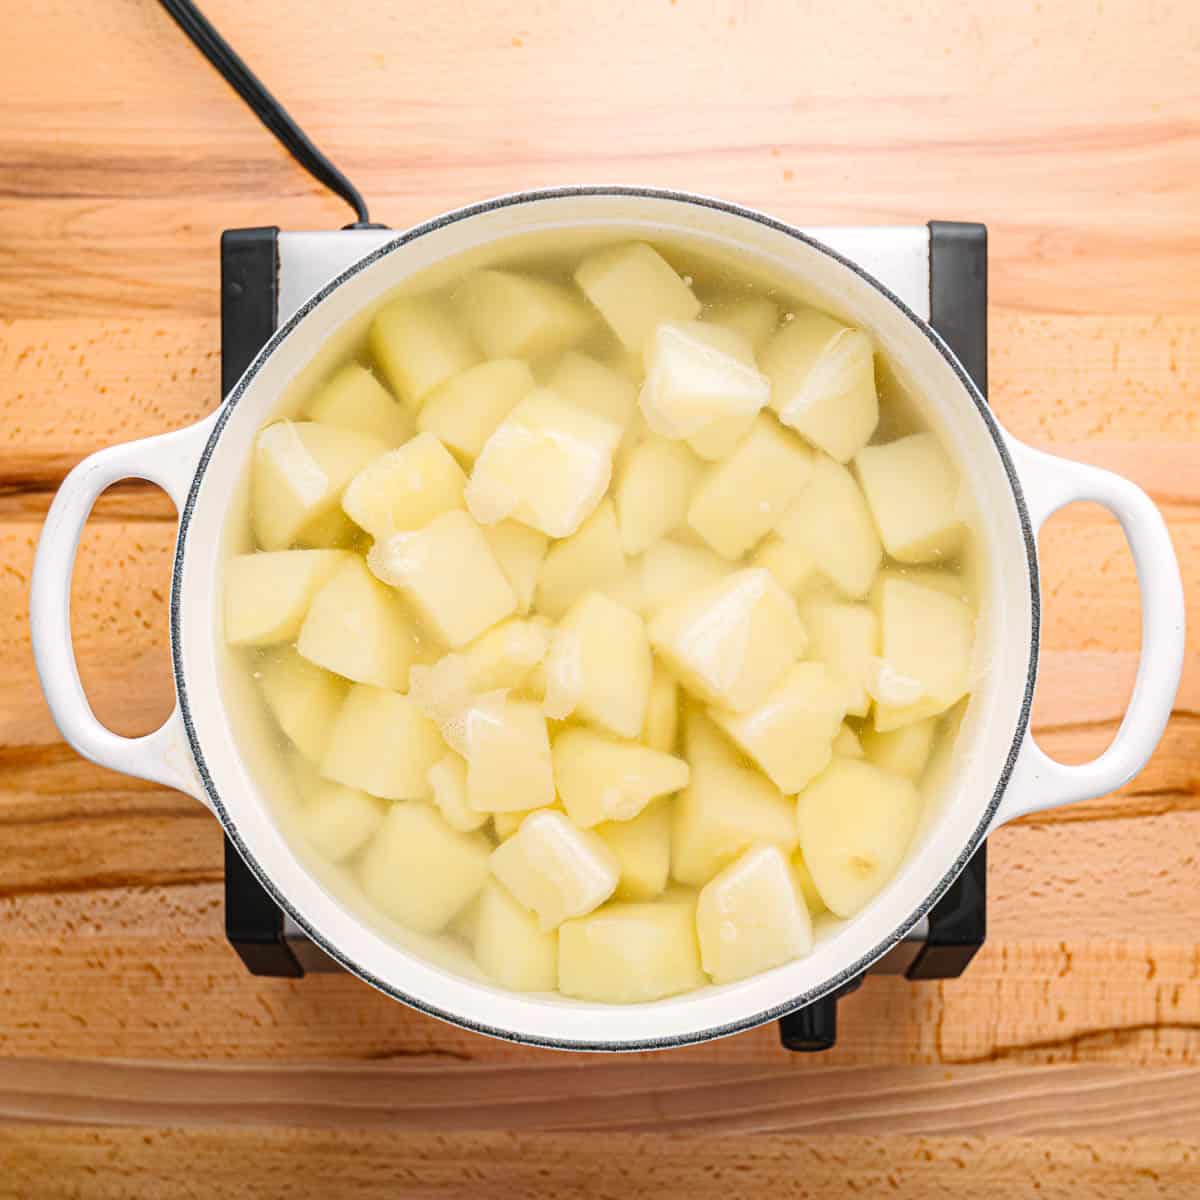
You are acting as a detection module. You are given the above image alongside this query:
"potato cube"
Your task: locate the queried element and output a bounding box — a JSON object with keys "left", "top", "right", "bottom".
{"left": 224, "top": 549, "right": 347, "bottom": 646}
{"left": 369, "top": 294, "right": 481, "bottom": 409}
{"left": 761, "top": 309, "right": 879, "bottom": 462}
{"left": 465, "top": 390, "right": 621, "bottom": 538}
{"left": 774, "top": 454, "right": 882, "bottom": 599}
{"left": 490, "top": 810, "right": 619, "bottom": 930}
{"left": 558, "top": 890, "right": 706, "bottom": 1002}
{"left": 802, "top": 601, "right": 879, "bottom": 717}
{"left": 797, "top": 758, "right": 921, "bottom": 917}
{"left": 705, "top": 294, "right": 780, "bottom": 351}
{"left": 682, "top": 704, "right": 742, "bottom": 768}
{"left": 855, "top": 432, "right": 966, "bottom": 563}
{"left": 833, "top": 723, "right": 865, "bottom": 759}
{"left": 460, "top": 617, "right": 551, "bottom": 692}
{"left": 455, "top": 269, "right": 594, "bottom": 360}
{"left": 368, "top": 509, "right": 516, "bottom": 649}
{"left": 696, "top": 844, "right": 813, "bottom": 984}
{"left": 750, "top": 535, "right": 817, "bottom": 596}
{"left": 642, "top": 664, "right": 679, "bottom": 752}
{"left": 297, "top": 557, "right": 418, "bottom": 691}
{"left": 473, "top": 879, "right": 558, "bottom": 992}
{"left": 687, "top": 416, "right": 813, "bottom": 559}
{"left": 574, "top": 242, "right": 701, "bottom": 352}
{"left": 861, "top": 717, "right": 937, "bottom": 779}
{"left": 683, "top": 411, "right": 760, "bottom": 462}
{"left": 448, "top": 894, "right": 482, "bottom": 943}
{"left": 483, "top": 520, "right": 548, "bottom": 614}
{"left": 648, "top": 568, "right": 806, "bottom": 713}
{"left": 306, "top": 363, "right": 413, "bottom": 446}
{"left": 253, "top": 421, "right": 387, "bottom": 551}
{"left": 320, "top": 684, "right": 444, "bottom": 800}
{"left": 296, "top": 781, "right": 387, "bottom": 863}
{"left": 535, "top": 499, "right": 626, "bottom": 619}
{"left": 293, "top": 506, "right": 361, "bottom": 550}
{"left": 258, "top": 647, "right": 348, "bottom": 762}
{"left": 464, "top": 698, "right": 555, "bottom": 814}
{"left": 637, "top": 539, "right": 732, "bottom": 616}
{"left": 359, "top": 802, "right": 491, "bottom": 933}
{"left": 791, "top": 849, "right": 828, "bottom": 916}
{"left": 491, "top": 804, "right": 559, "bottom": 842}
{"left": 614, "top": 436, "right": 704, "bottom": 555}
{"left": 595, "top": 799, "right": 672, "bottom": 901}
{"left": 546, "top": 351, "right": 638, "bottom": 441}
{"left": 416, "top": 359, "right": 535, "bottom": 462}
{"left": 341, "top": 433, "right": 466, "bottom": 541}
{"left": 427, "top": 753, "right": 487, "bottom": 832}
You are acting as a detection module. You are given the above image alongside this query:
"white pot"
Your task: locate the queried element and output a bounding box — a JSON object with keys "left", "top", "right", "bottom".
{"left": 30, "top": 189, "right": 1185, "bottom": 1050}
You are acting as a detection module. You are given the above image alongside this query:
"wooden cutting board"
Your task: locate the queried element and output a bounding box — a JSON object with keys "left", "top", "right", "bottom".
{"left": 1, "top": 1, "right": 1197, "bottom": 1194}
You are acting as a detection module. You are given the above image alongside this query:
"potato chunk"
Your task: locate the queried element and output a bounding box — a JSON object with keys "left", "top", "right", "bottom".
{"left": 642, "top": 664, "right": 679, "bottom": 752}
{"left": 359, "top": 802, "right": 491, "bottom": 933}
{"left": 416, "top": 359, "right": 535, "bottom": 462}
{"left": 636, "top": 538, "right": 733, "bottom": 616}
{"left": 296, "top": 780, "right": 387, "bottom": 863}
{"left": 761, "top": 309, "right": 879, "bottom": 462}
{"left": 224, "top": 549, "right": 347, "bottom": 646}
{"left": 293, "top": 506, "right": 361, "bottom": 551}
{"left": 797, "top": 758, "right": 921, "bottom": 918}
{"left": 574, "top": 242, "right": 701, "bottom": 353}
{"left": 490, "top": 810, "right": 619, "bottom": 930}
{"left": 696, "top": 845, "right": 813, "bottom": 984}
{"left": 861, "top": 717, "right": 937, "bottom": 779}
{"left": 595, "top": 799, "right": 672, "bottom": 901}
{"left": 802, "top": 601, "right": 879, "bottom": 718}
{"left": 750, "top": 535, "right": 817, "bottom": 596}
{"left": 705, "top": 294, "right": 780, "bottom": 351}
{"left": 855, "top": 432, "right": 966, "bottom": 563}
{"left": 258, "top": 647, "right": 348, "bottom": 762}
{"left": 427, "top": 753, "right": 487, "bottom": 833}
{"left": 253, "top": 421, "right": 386, "bottom": 551}
{"left": 546, "top": 351, "right": 638, "bottom": 441}
{"left": 791, "top": 849, "right": 828, "bottom": 916}
{"left": 833, "top": 723, "right": 865, "bottom": 759}
{"left": 614, "top": 436, "right": 703, "bottom": 555}
{"left": 483, "top": 521, "right": 549, "bottom": 614}
{"left": 464, "top": 698, "right": 555, "bottom": 814}
{"left": 535, "top": 499, "right": 626, "bottom": 619}
{"left": 369, "top": 294, "right": 481, "bottom": 409}
{"left": 473, "top": 879, "right": 558, "bottom": 992}
{"left": 454, "top": 269, "right": 593, "bottom": 360}
{"left": 307, "top": 363, "right": 413, "bottom": 446}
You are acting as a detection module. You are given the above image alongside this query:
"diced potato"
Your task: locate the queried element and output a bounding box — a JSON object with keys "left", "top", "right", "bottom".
{"left": 761, "top": 309, "right": 879, "bottom": 462}
{"left": 648, "top": 568, "right": 806, "bottom": 713}
{"left": 711, "top": 661, "right": 847, "bottom": 794}
{"left": 696, "top": 844, "right": 812, "bottom": 984}
{"left": 558, "top": 889, "right": 706, "bottom": 1002}
{"left": 307, "top": 363, "right": 413, "bottom": 446}
{"left": 296, "top": 780, "right": 387, "bottom": 863}
{"left": 861, "top": 717, "right": 937, "bottom": 779}
{"left": 553, "top": 728, "right": 689, "bottom": 828}
{"left": 368, "top": 510, "right": 516, "bottom": 649}
{"left": 684, "top": 411, "right": 759, "bottom": 462}
{"left": 490, "top": 810, "right": 619, "bottom": 930}
{"left": 297, "top": 557, "right": 418, "bottom": 691}
{"left": 416, "top": 359, "right": 535, "bottom": 462}
{"left": 460, "top": 617, "right": 551, "bottom": 692}
{"left": 802, "top": 601, "right": 879, "bottom": 718}
{"left": 359, "top": 802, "right": 491, "bottom": 933}
{"left": 341, "top": 433, "right": 466, "bottom": 541}
{"left": 448, "top": 893, "right": 482, "bottom": 943}
{"left": 750, "top": 535, "right": 816, "bottom": 596}
{"left": 855, "top": 432, "right": 966, "bottom": 563}
{"left": 797, "top": 758, "right": 921, "bottom": 917}
{"left": 369, "top": 294, "right": 481, "bottom": 409}
{"left": 614, "top": 436, "right": 704, "bottom": 555}
{"left": 774, "top": 454, "right": 882, "bottom": 599}
{"left": 465, "top": 389, "right": 622, "bottom": 538}
{"left": 687, "top": 416, "right": 813, "bottom": 559}
{"left": 873, "top": 566, "right": 969, "bottom": 602}
{"left": 535, "top": 499, "right": 626, "bottom": 620}
{"left": 483, "top": 521, "right": 549, "bottom": 614}
{"left": 293, "top": 506, "right": 361, "bottom": 550}
{"left": 464, "top": 698, "right": 555, "bottom": 814}
{"left": 253, "top": 421, "right": 387, "bottom": 551}
{"left": 574, "top": 242, "right": 701, "bottom": 353}
{"left": 224, "top": 549, "right": 347, "bottom": 646}
{"left": 833, "top": 723, "right": 865, "bottom": 759}
{"left": 454, "top": 269, "right": 593, "bottom": 360}
{"left": 546, "top": 351, "right": 638, "bottom": 441}
{"left": 258, "top": 647, "right": 348, "bottom": 762}
{"left": 473, "top": 878, "right": 558, "bottom": 992}
{"left": 491, "top": 805, "right": 559, "bottom": 842}
{"left": 637, "top": 538, "right": 733, "bottom": 616}
{"left": 791, "top": 849, "right": 828, "bottom": 916}
{"left": 427, "top": 753, "right": 487, "bottom": 832}
{"left": 682, "top": 704, "right": 743, "bottom": 768}
{"left": 705, "top": 294, "right": 780, "bottom": 352}
{"left": 595, "top": 799, "right": 672, "bottom": 901}
{"left": 320, "top": 685, "right": 444, "bottom": 800}
{"left": 642, "top": 664, "right": 679, "bottom": 752}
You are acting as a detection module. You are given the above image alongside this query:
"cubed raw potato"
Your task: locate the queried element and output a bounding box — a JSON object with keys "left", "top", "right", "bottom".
{"left": 253, "top": 421, "right": 387, "bottom": 551}
{"left": 293, "top": 506, "right": 361, "bottom": 550}
{"left": 640, "top": 321, "right": 770, "bottom": 445}
{"left": 614, "top": 436, "right": 704, "bottom": 554}
{"left": 473, "top": 878, "right": 558, "bottom": 992}
{"left": 642, "top": 665, "right": 679, "bottom": 752}
{"left": 761, "top": 309, "right": 879, "bottom": 462}
{"left": 296, "top": 780, "right": 387, "bottom": 863}
{"left": 791, "top": 849, "right": 828, "bottom": 916}
{"left": 297, "top": 557, "right": 418, "bottom": 691}
{"left": 341, "top": 433, "right": 466, "bottom": 540}
{"left": 369, "top": 294, "right": 481, "bottom": 409}
{"left": 595, "top": 799, "right": 672, "bottom": 900}
{"left": 802, "top": 601, "right": 879, "bottom": 718}
{"left": 483, "top": 521, "right": 549, "bottom": 614}
{"left": 535, "top": 499, "right": 625, "bottom": 619}
{"left": 491, "top": 805, "right": 559, "bottom": 842}
{"left": 427, "top": 753, "right": 487, "bottom": 832}
{"left": 448, "top": 894, "right": 482, "bottom": 943}
{"left": 797, "top": 758, "right": 921, "bottom": 917}
{"left": 553, "top": 728, "right": 689, "bottom": 828}
{"left": 490, "top": 810, "right": 619, "bottom": 930}
{"left": 546, "top": 351, "right": 638, "bottom": 441}
{"left": 574, "top": 242, "right": 701, "bottom": 352}
{"left": 833, "top": 723, "right": 865, "bottom": 759}
{"left": 855, "top": 432, "right": 966, "bottom": 563}
{"left": 872, "top": 566, "right": 969, "bottom": 602}
{"left": 637, "top": 539, "right": 733, "bottom": 616}
{"left": 307, "top": 363, "right": 413, "bottom": 446}
{"left": 696, "top": 844, "right": 813, "bottom": 984}
{"left": 872, "top": 576, "right": 975, "bottom": 731}
{"left": 359, "top": 802, "right": 491, "bottom": 933}
{"left": 705, "top": 294, "right": 780, "bottom": 351}
{"left": 774, "top": 454, "right": 883, "bottom": 599}
{"left": 687, "top": 416, "right": 813, "bottom": 559}
{"left": 750, "top": 535, "right": 817, "bottom": 595}
{"left": 454, "top": 269, "right": 594, "bottom": 360}
{"left": 416, "top": 359, "right": 536, "bottom": 461}
{"left": 320, "top": 685, "right": 444, "bottom": 800}
{"left": 464, "top": 698, "right": 555, "bottom": 814}
{"left": 684, "top": 411, "right": 760, "bottom": 462}
{"left": 460, "top": 617, "right": 551, "bottom": 692}
{"left": 543, "top": 594, "right": 651, "bottom": 738}
{"left": 368, "top": 509, "right": 516, "bottom": 649}
{"left": 682, "top": 704, "right": 743, "bottom": 768}
{"left": 648, "top": 568, "right": 806, "bottom": 713}
{"left": 465, "top": 390, "right": 622, "bottom": 538}
{"left": 224, "top": 549, "right": 347, "bottom": 646}
{"left": 861, "top": 717, "right": 937, "bottom": 779}
{"left": 558, "top": 889, "right": 706, "bottom": 1002}
{"left": 711, "top": 661, "right": 847, "bottom": 794}
{"left": 258, "top": 647, "right": 348, "bottom": 762}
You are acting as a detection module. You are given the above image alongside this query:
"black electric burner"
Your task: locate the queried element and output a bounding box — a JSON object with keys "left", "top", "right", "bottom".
{"left": 219, "top": 220, "right": 988, "bottom": 1052}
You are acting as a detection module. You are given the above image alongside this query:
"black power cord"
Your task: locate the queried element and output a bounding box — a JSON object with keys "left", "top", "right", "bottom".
{"left": 158, "top": 0, "right": 385, "bottom": 229}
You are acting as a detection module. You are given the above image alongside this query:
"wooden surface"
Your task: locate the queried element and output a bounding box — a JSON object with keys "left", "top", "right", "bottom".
{"left": 2, "top": 0, "right": 1198, "bottom": 1194}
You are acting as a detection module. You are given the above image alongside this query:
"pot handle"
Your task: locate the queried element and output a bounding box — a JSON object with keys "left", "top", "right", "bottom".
{"left": 992, "top": 437, "right": 1185, "bottom": 828}
{"left": 29, "top": 416, "right": 219, "bottom": 809}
